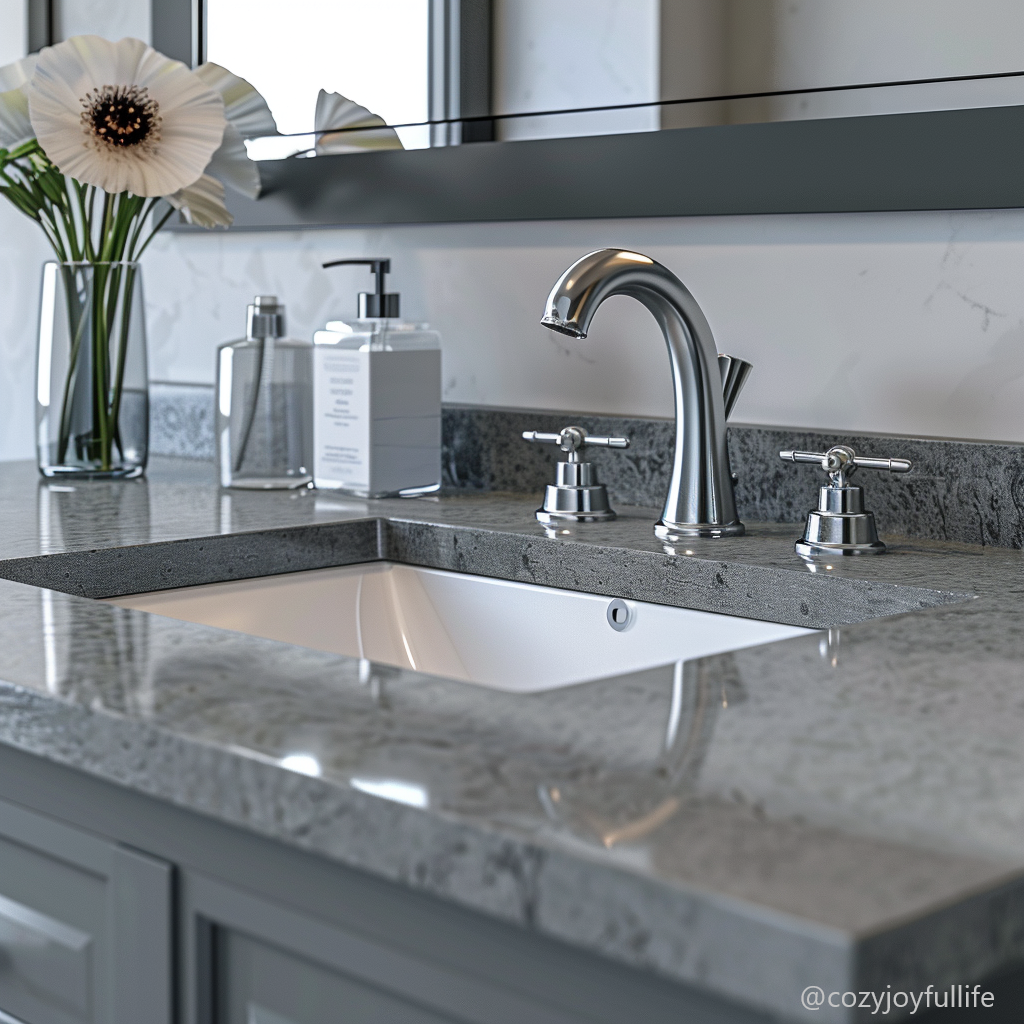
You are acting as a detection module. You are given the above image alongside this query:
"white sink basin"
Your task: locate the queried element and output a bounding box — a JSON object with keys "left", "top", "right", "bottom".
{"left": 108, "top": 562, "right": 813, "bottom": 692}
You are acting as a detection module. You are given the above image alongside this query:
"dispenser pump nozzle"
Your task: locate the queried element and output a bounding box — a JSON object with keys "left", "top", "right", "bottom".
{"left": 323, "top": 258, "right": 400, "bottom": 318}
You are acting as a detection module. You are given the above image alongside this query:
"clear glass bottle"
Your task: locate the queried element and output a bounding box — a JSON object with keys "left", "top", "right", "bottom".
{"left": 216, "top": 295, "right": 313, "bottom": 489}
{"left": 313, "top": 260, "right": 441, "bottom": 497}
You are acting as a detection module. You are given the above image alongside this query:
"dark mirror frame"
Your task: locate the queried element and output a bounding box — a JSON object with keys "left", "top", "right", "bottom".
{"left": 39, "top": 0, "right": 1024, "bottom": 229}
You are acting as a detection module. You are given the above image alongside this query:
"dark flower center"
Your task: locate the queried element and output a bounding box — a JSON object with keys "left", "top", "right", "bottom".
{"left": 81, "top": 85, "right": 161, "bottom": 149}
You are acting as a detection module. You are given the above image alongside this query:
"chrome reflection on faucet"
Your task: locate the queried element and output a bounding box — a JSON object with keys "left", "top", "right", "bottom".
{"left": 540, "top": 249, "right": 751, "bottom": 539}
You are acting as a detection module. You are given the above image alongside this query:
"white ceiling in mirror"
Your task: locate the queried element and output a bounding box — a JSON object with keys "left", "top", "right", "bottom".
{"left": 206, "top": 0, "right": 430, "bottom": 157}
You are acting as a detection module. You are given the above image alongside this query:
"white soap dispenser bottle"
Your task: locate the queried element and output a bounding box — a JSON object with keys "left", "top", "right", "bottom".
{"left": 312, "top": 259, "right": 441, "bottom": 497}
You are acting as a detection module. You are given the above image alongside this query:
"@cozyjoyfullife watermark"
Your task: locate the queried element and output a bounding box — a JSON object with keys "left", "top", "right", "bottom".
{"left": 801, "top": 984, "right": 995, "bottom": 1014}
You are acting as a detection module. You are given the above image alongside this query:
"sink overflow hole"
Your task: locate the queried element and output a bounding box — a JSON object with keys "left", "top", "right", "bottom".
{"left": 607, "top": 599, "right": 633, "bottom": 631}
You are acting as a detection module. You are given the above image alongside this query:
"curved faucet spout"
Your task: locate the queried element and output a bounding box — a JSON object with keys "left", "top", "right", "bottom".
{"left": 540, "top": 248, "right": 745, "bottom": 539}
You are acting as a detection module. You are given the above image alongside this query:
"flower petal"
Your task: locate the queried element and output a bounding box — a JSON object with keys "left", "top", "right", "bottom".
{"left": 0, "top": 55, "right": 38, "bottom": 150}
{"left": 0, "top": 54, "right": 37, "bottom": 92}
{"left": 194, "top": 62, "right": 276, "bottom": 139}
{"left": 0, "top": 86, "right": 33, "bottom": 149}
{"left": 205, "top": 123, "right": 261, "bottom": 199}
{"left": 314, "top": 90, "right": 403, "bottom": 155}
{"left": 29, "top": 36, "right": 226, "bottom": 196}
{"left": 166, "top": 172, "right": 233, "bottom": 227}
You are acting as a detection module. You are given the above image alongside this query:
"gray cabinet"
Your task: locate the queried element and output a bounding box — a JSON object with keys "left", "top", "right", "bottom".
{"left": 0, "top": 799, "right": 172, "bottom": 1024}
{"left": 184, "top": 872, "right": 577, "bottom": 1024}
{"left": 0, "top": 744, "right": 770, "bottom": 1024}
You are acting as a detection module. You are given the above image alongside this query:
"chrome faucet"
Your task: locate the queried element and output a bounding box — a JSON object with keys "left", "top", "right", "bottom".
{"left": 540, "top": 249, "right": 750, "bottom": 539}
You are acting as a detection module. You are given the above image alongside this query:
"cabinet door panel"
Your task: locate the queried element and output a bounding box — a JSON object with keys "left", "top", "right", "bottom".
{"left": 187, "top": 872, "right": 580, "bottom": 1024}
{"left": 222, "top": 930, "right": 462, "bottom": 1024}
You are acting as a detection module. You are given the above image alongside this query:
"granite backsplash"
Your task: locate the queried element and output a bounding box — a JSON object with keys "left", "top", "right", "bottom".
{"left": 150, "top": 383, "right": 1024, "bottom": 549}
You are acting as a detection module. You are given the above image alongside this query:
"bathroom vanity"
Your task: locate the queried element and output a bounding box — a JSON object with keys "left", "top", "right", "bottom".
{"left": 0, "top": 452, "right": 1023, "bottom": 1024}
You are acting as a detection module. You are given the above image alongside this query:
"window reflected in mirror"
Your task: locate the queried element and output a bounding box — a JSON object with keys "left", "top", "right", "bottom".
{"left": 206, "top": 0, "right": 430, "bottom": 158}
{"left": 202, "top": 0, "right": 1024, "bottom": 158}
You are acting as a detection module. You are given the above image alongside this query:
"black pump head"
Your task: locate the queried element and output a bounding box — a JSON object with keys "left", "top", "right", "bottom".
{"left": 323, "top": 258, "right": 400, "bottom": 318}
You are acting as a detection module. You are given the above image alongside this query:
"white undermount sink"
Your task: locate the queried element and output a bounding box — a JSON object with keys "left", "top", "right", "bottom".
{"left": 108, "top": 563, "right": 814, "bottom": 692}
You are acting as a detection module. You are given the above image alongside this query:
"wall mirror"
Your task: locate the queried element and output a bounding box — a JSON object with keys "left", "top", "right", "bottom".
{"left": 146, "top": 0, "right": 1024, "bottom": 226}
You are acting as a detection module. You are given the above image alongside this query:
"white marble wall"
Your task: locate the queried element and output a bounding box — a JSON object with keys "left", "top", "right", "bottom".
{"left": 0, "top": 0, "right": 41, "bottom": 460}
{"left": 139, "top": 209, "right": 1024, "bottom": 448}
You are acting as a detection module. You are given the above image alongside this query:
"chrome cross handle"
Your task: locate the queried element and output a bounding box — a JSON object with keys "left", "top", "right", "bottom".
{"left": 522, "top": 425, "right": 630, "bottom": 523}
{"left": 779, "top": 444, "right": 912, "bottom": 558}
{"left": 523, "top": 426, "right": 629, "bottom": 462}
{"left": 780, "top": 445, "right": 912, "bottom": 489}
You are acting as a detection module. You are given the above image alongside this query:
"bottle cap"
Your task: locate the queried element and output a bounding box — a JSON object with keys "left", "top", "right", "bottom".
{"left": 247, "top": 295, "right": 286, "bottom": 338}
{"left": 323, "top": 258, "right": 400, "bottom": 319}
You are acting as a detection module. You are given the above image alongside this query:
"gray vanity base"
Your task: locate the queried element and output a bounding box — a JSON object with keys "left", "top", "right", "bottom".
{"left": 0, "top": 744, "right": 771, "bottom": 1024}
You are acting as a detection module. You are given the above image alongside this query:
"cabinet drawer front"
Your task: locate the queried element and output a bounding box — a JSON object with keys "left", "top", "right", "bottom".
{"left": 0, "top": 798, "right": 172, "bottom": 1024}
{"left": 0, "top": 834, "right": 102, "bottom": 1024}
{"left": 0, "top": 892, "right": 92, "bottom": 1017}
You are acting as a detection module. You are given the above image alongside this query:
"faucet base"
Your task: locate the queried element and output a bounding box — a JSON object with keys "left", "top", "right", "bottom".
{"left": 795, "top": 501, "right": 886, "bottom": 558}
{"left": 655, "top": 520, "right": 745, "bottom": 541}
{"left": 537, "top": 508, "right": 616, "bottom": 524}
{"left": 795, "top": 538, "right": 886, "bottom": 558}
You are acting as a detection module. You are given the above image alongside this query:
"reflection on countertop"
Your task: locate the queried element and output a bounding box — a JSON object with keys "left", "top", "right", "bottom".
{"left": 0, "top": 456, "right": 1022, "bottom": 1018}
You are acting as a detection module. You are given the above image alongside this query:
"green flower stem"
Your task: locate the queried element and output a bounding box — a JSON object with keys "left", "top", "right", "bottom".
{"left": 124, "top": 198, "right": 157, "bottom": 258}
{"left": 0, "top": 160, "right": 70, "bottom": 260}
{"left": 90, "top": 263, "right": 111, "bottom": 467}
{"left": 55, "top": 267, "right": 88, "bottom": 462}
{"left": 131, "top": 203, "right": 175, "bottom": 260}
{"left": 98, "top": 191, "right": 113, "bottom": 259}
{"left": 108, "top": 263, "right": 137, "bottom": 457}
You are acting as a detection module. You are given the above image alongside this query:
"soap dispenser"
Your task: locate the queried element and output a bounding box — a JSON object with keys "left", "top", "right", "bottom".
{"left": 216, "top": 295, "right": 313, "bottom": 489}
{"left": 312, "top": 259, "right": 441, "bottom": 497}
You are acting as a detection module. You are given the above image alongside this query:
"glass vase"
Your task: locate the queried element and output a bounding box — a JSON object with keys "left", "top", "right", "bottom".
{"left": 36, "top": 261, "right": 149, "bottom": 479}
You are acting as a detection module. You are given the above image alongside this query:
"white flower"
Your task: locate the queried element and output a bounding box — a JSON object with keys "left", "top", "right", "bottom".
{"left": 195, "top": 62, "right": 277, "bottom": 141}
{"left": 165, "top": 63, "right": 280, "bottom": 227}
{"left": 28, "top": 36, "right": 226, "bottom": 197}
{"left": 314, "top": 90, "right": 403, "bottom": 155}
{"left": 0, "top": 55, "right": 37, "bottom": 149}
{"left": 166, "top": 173, "right": 232, "bottom": 228}
{"left": 195, "top": 62, "right": 277, "bottom": 200}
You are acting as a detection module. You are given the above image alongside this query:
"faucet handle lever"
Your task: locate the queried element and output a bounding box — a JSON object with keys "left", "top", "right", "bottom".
{"left": 522, "top": 426, "right": 630, "bottom": 456}
{"left": 780, "top": 445, "right": 912, "bottom": 485}
{"left": 718, "top": 355, "right": 752, "bottom": 419}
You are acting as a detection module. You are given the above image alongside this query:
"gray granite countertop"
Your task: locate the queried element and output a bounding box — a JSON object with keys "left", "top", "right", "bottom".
{"left": 1, "top": 457, "right": 1024, "bottom": 1021}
